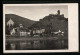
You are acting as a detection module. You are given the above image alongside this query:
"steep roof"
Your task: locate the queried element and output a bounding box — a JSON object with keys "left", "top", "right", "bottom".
{"left": 7, "top": 18, "right": 14, "bottom": 26}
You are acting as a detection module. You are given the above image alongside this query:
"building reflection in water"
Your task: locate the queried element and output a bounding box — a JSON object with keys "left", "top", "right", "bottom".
{"left": 6, "top": 39, "right": 68, "bottom": 50}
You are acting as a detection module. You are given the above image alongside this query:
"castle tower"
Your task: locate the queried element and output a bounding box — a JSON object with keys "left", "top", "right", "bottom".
{"left": 57, "top": 10, "right": 60, "bottom": 15}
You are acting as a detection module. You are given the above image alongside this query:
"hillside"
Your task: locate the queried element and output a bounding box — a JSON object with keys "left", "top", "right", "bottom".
{"left": 29, "top": 14, "right": 68, "bottom": 36}
{"left": 5, "top": 14, "right": 36, "bottom": 28}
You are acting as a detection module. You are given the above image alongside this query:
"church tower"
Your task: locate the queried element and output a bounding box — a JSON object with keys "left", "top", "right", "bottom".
{"left": 7, "top": 18, "right": 14, "bottom": 29}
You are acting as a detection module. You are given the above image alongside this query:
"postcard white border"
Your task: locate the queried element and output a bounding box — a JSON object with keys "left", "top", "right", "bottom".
{"left": 3, "top": 3, "right": 79, "bottom": 53}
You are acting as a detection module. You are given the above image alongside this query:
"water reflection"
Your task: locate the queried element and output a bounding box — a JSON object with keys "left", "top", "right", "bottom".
{"left": 10, "top": 43, "right": 16, "bottom": 50}
{"left": 6, "top": 40, "right": 68, "bottom": 50}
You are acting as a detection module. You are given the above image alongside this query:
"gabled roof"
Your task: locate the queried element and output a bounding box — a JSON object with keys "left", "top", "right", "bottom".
{"left": 7, "top": 18, "right": 14, "bottom": 26}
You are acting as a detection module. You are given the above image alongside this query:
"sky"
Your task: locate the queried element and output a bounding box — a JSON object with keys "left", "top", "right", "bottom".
{"left": 5, "top": 5, "right": 68, "bottom": 21}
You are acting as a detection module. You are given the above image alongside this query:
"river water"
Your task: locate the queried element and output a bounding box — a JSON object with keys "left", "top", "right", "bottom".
{"left": 6, "top": 40, "right": 68, "bottom": 50}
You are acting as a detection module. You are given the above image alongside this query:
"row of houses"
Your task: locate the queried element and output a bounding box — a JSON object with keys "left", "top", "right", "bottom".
{"left": 10, "top": 26, "right": 64, "bottom": 37}
{"left": 9, "top": 23, "right": 45, "bottom": 36}
{"left": 7, "top": 18, "right": 64, "bottom": 37}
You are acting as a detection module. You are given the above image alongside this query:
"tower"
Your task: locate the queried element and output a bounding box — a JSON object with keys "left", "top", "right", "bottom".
{"left": 7, "top": 18, "right": 14, "bottom": 29}
{"left": 6, "top": 18, "right": 14, "bottom": 35}
{"left": 57, "top": 10, "right": 60, "bottom": 15}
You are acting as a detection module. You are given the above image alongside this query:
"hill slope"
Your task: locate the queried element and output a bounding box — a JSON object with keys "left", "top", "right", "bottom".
{"left": 30, "top": 14, "right": 68, "bottom": 36}
{"left": 5, "top": 14, "right": 36, "bottom": 28}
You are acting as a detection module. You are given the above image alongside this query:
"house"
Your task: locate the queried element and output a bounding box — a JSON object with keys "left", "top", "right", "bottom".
{"left": 30, "top": 28, "right": 45, "bottom": 37}
{"left": 41, "top": 29, "right": 45, "bottom": 33}
{"left": 10, "top": 28, "right": 16, "bottom": 35}
{"left": 19, "top": 28, "right": 27, "bottom": 36}
{"left": 32, "top": 28, "right": 45, "bottom": 34}
{"left": 15, "top": 24, "right": 30, "bottom": 36}
{"left": 53, "top": 30, "right": 61, "bottom": 34}
{"left": 52, "top": 30, "right": 64, "bottom": 36}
